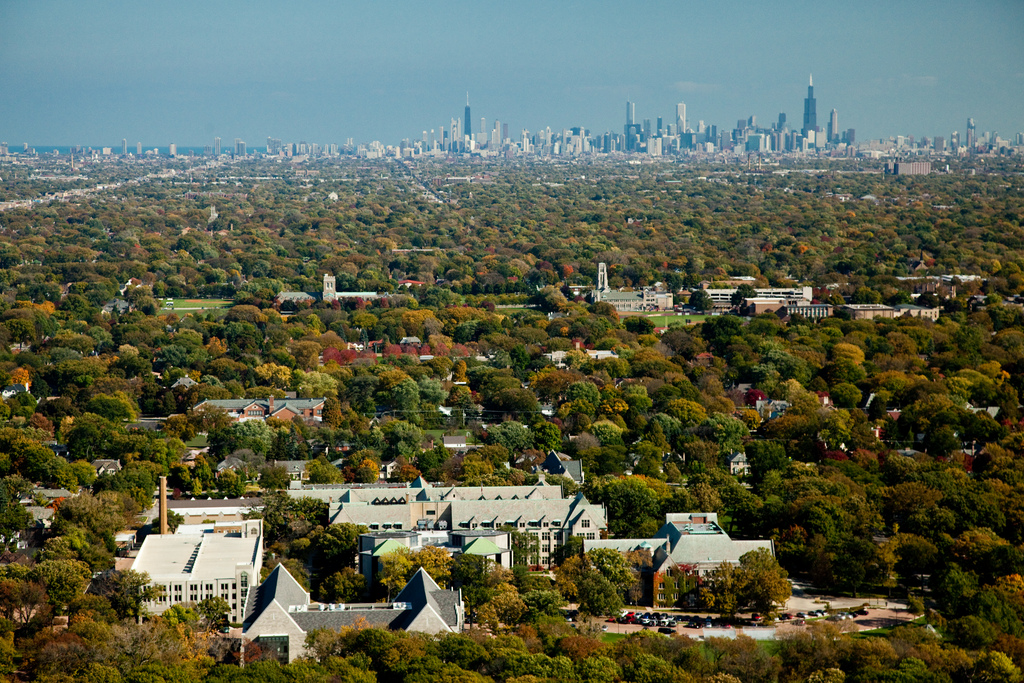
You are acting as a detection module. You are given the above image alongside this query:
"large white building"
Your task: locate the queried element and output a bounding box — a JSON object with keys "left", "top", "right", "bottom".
{"left": 132, "top": 519, "right": 264, "bottom": 623}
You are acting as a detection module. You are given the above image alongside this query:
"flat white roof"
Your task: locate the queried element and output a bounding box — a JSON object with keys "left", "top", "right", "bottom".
{"left": 133, "top": 530, "right": 260, "bottom": 580}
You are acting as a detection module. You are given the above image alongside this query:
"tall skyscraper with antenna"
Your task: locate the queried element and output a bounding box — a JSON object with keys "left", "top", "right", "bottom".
{"left": 802, "top": 75, "right": 817, "bottom": 137}
{"left": 464, "top": 93, "right": 472, "bottom": 140}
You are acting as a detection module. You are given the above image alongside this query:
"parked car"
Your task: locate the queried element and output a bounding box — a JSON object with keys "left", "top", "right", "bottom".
{"left": 779, "top": 613, "right": 792, "bottom": 620}
{"left": 658, "top": 627, "right": 675, "bottom": 634}
{"left": 856, "top": 609, "right": 869, "bottom": 616}
{"left": 796, "top": 612, "right": 807, "bottom": 619}
{"left": 704, "top": 618, "right": 713, "bottom": 628}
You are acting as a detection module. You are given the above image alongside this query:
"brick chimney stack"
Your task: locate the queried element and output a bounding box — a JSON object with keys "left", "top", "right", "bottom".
{"left": 158, "top": 476, "right": 168, "bottom": 534}
{"left": 268, "top": 394, "right": 275, "bottom": 416}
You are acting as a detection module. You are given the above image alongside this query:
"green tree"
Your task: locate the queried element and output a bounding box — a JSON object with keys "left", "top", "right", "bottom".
{"left": 451, "top": 554, "right": 511, "bottom": 626}
{"left": 487, "top": 421, "right": 534, "bottom": 454}
{"left": 378, "top": 547, "right": 414, "bottom": 600}
{"left": 217, "top": 469, "right": 246, "bottom": 497}
{"left": 736, "top": 548, "right": 791, "bottom": 616}
{"left": 576, "top": 572, "right": 623, "bottom": 618}
{"left": 320, "top": 567, "right": 366, "bottom": 603}
{"left": 689, "top": 289, "right": 713, "bottom": 311}
{"left": 102, "top": 569, "right": 164, "bottom": 622}
{"left": 34, "top": 558, "right": 90, "bottom": 614}
{"left": 306, "top": 456, "right": 344, "bottom": 484}
{"left": 197, "top": 595, "right": 231, "bottom": 624}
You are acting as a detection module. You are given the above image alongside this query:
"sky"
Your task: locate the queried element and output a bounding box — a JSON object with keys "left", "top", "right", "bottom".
{"left": 1, "top": 0, "right": 1022, "bottom": 147}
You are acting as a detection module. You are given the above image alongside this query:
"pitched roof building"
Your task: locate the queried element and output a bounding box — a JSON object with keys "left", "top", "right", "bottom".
{"left": 194, "top": 396, "right": 326, "bottom": 423}
{"left": 536, "top": 450, "right": 585, "bottom": 484}
{"left": 288, "top": 479, "right": 606, "bottom": 568}
{"left": 584, "top": 512, "right": 774, "bottom": 577}
{"left": 243, "top": 564, "right": 463, "bottom": 663}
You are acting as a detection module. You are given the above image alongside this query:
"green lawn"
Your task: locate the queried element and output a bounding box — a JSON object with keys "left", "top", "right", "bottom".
{"left": 643, "top": 314, "right": 707, "bottom": 327}
{"left": 601, "top": 633, "right": 628, "bottom": 644}
{"left": 184, "top": 434, "right": 208, "bottom": 448}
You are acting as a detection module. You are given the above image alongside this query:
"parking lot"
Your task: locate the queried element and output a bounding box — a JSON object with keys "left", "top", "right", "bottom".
{"left": 581, "top": 602, "right": 916, "bottom": 639}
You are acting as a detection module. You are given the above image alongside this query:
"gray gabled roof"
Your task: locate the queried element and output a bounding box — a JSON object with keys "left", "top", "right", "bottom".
{"left": 243, "top": 563, "right": 308, "bottom": 626}
{"left": 195, "top": 398, "right": 325, "bottom": 412}
{"left": 392, "top": 567, "right": 461, "bottom": 629}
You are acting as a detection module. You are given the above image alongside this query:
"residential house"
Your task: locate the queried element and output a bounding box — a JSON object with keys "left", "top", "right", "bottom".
{"left": 92, "top": 459, "right": 123, "bottom": 477}
{"left": 442, "top": 435, "right": 468, "bottom": 450}
{"left": 726, "top": 452, "right": 749, "bottom": 476}
{"left": 172, "top": 376, "right": 198, "bottom": 389}
{"left": 536, "top": 451, "right": 585, "bottom": 485}
{"left": 1, "top": 384, "right": 29, "bottom": 400}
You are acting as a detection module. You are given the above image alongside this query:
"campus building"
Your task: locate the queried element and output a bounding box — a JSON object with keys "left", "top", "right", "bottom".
{"left": 193, "top": 396, "right": 326, "bottom": 423}
{"left": 583, "top": 512, "right": 775, "bottom": 606}
{"left": 592, "top": 262, "right": 673, "bottom": 312}
{"left": 132, "top": 519, "right": 263, "bottom": 623}
{"left": 276, "top": 273, "right": 380, "bottom": 306}
{"left": 357, "top": 529, "right": 512, "bottom": 595}
{"left": 289, "top": 477, "right": 607, "bottom": 567}
{"left": 243, "top": 564, "right": 463, "bottom": 663}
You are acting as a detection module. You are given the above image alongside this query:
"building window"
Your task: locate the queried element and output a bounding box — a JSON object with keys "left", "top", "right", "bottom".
{"left": 581, "top": 519, "right": 591, "bottom": 528}
{"left": 256, "top": 635, "right": 289, "bottom": 663}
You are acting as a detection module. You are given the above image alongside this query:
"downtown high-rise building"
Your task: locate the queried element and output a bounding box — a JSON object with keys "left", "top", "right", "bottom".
{"left": 136, "top": 142, "right": 142, "bottom": 155}
{"left": 802, "top": 75, "right": 817, "bottom": 136}
{"left": 828, "top": 109, "right": 839, "bottom": 144}
{"left": 464, "top": 94, "right": 472, "bottom": 140}
{"left": 214, "top": 137, "right": 221, "bottom": 156}
{"left": 675, "top": 102, "right": 686, "bottom": 134}
{"left": 121, "top": 138, "right": 128, "bottom": 155}
{"left": 966, "top": 118, "right": 976, "bottom": 150}
{"left": 169, "top": 143, "right": 177, "bottom": 157}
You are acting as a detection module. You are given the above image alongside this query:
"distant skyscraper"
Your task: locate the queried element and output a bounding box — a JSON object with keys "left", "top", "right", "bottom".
{"left": 169, "top": 143, "right": 177, "bottom": 157}
{"left": 136, "top": 142, "right": 142, "bottom": 155}
{"left": 802, "top": 75, "right": 817, "bottom": 136}
{"left": 464, "top": 94, "right": 472, "bottom": 139}
{"left": 235, "top": 138, "right": 246, "bottom": 156}
{"left": 626, "top": 101, "right": 635, "bottom": 126}
{"left": 121, "top": 138, "right": 127, "bottom": 155}
{"left": 777, "top": 113, "right": 787, "bottom": 131}
{"left": 214, "top": 137, "right": 221, "bottom": 156}
{"left": 966, "top": 118, "right": 976, "bottom": 150}
{"left": 828, "top": 109, "right": 839, "bottom": 144}
{"left": 675, "top": 103, "right": 686, "bottom": 134}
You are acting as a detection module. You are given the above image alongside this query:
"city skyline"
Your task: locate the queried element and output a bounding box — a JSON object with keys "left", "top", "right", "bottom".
{"left": 1, "top": 1, "right": 1021, "bottom": 146}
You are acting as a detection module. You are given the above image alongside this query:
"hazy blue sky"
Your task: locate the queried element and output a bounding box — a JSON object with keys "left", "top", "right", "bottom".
{"left": 1, "top": 0, "right": 1021, "bottom": 146}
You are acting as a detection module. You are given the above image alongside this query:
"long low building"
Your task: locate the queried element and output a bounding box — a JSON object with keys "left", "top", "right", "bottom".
{"left": 702, "top": 286, "right": 813, "bottom": 305}
{"left": 132, "top": 519, "right": 263, "bottom": 623}
{"left": 193, "top": 396, "right": 326, "bottom": 423}
{"left": 243, "top": 564, "right": 463, "bottom": 662}
{"left": 585, "top": 512, "right": 774, "bottom": 577}
{"left": 289, "top": 477, "right": 606, "bottom": 568}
